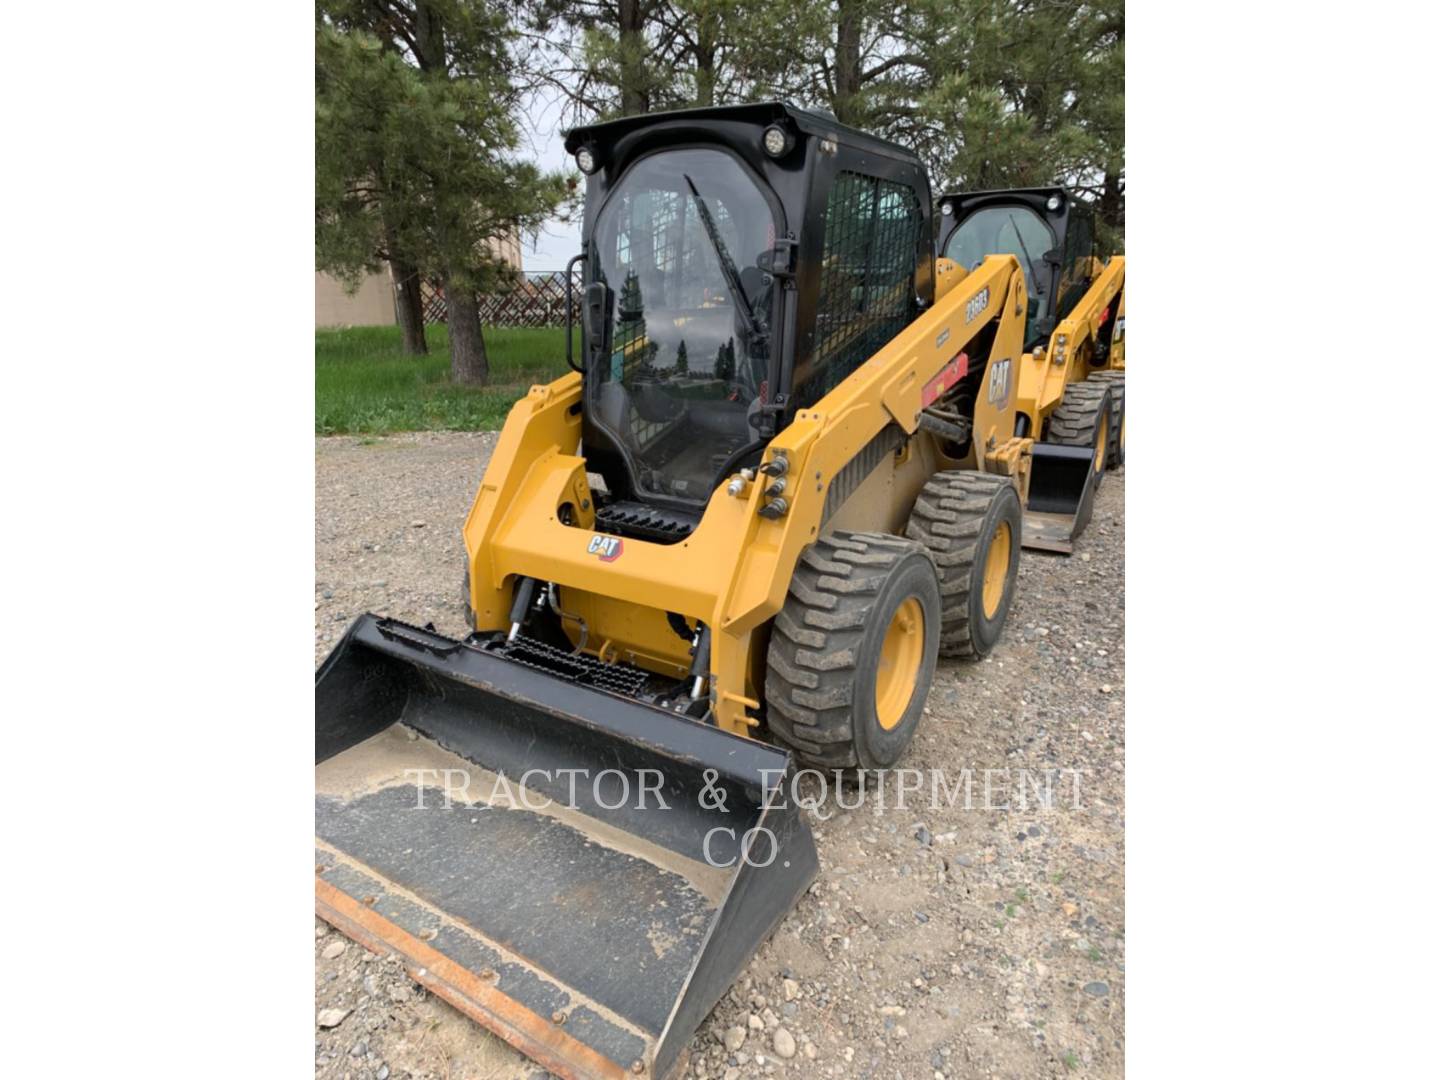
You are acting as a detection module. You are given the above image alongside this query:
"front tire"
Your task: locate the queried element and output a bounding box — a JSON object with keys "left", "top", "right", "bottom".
{"left": 1087, "top": 371, "right": 1125, "bottom": 468}
{"left": 905, "top": 471, "right": 1022, "bottom": 658}
{"left": 1048, "top": 381, "right": 1113, "bottom": 481}
{"left": 764, "top": 532, "right": 941, "bottom": 770}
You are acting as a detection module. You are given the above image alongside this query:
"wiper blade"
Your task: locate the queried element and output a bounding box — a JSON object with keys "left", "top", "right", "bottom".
{"left": 1008, "top": 213, "right": 1044, "bottom": 295}
{"left": 683, "top": 174, "right": 763, "bottom": 341}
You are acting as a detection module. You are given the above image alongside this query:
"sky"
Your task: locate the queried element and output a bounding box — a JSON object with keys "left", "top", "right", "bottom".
{"left": 517, "top": 94, "right": 583, "bottom": 270}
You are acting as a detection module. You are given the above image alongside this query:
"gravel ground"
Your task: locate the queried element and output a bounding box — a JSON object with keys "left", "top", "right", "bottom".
{"left": 315, "top": 431, "right": 1125, "bottom": 1080}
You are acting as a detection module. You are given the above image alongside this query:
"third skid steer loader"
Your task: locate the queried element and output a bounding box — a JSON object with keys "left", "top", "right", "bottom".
{"left": 315, "top": 103, "right": 1115, "bottom": 1080}
{"left": 937, "top": 186, "right": 1127, "bottom": 552}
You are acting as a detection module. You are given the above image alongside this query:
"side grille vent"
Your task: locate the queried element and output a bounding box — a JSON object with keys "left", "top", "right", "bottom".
{"left": 595, "top": 500, "right": 700, "bottom": 544}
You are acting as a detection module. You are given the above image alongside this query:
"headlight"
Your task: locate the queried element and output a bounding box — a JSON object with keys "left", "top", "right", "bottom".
{"left": 1046, "top": 193, "right": 1063, "bottom": 211}
{"left": 576, "top": 147, "right": 599, "bottom": 175}
{"left": 762, "top": 124, "right": 793, "bottom": 158}
{"left": 940, "top": 200, "right": 954, "bottom": 216}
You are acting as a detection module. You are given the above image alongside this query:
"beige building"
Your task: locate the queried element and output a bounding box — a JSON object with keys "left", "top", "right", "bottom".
{"left": 315, "top": 267, "right": 398, "bottom": 328}
{"left": 314, "top": 231, "right": 525, "bottom": 328}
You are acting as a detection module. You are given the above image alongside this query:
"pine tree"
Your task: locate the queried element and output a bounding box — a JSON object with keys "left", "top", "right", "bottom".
{"left": 715, "top": 339, "right": 735, "bottom": 382}
{"left": 316, "top": 26, "right": 432, "bottom": 355}
{"left": 316, "top": 1, "right": 570, "bottom": 383}
{"left": 914, "top": 1, "right": 1124, "bottom": 238}
{"left": 612, "top": 269, "right": 649, "bottom": 377}
{"left": 723, "top": 0, "right": 927, "bottom": 130}
{"left": 519, "top": 0, "right": 1123, "bottom": 241}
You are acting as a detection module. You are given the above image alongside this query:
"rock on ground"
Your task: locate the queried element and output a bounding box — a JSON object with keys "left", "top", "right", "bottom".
{"left": 772, "top": 1027, "right": 797, "bottom": 1058}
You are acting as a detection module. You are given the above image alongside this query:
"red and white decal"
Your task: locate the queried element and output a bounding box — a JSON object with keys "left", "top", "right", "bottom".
{"left": 922, "top": 352, "right": 969, "bottom": 407}
{"left": 587, "top": 535, "right": 624, "bottom": 562}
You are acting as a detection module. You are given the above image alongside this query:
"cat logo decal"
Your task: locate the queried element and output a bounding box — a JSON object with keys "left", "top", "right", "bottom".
{"left": 987, "top": 358, "right": 1012, "bottom": 406}
{"left": 587, "top": 535, "right": 624, "bottom": 562}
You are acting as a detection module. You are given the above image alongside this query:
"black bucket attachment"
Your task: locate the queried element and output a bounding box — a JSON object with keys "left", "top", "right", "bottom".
{"left": 315, "top": 615, "right": 818, "bottom": 1080}
{"left": 1022, "top": 442, "right": 1101, "bottom": 554}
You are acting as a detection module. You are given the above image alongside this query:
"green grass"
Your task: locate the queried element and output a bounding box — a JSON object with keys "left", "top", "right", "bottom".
{"left": 315, "top": 324, "right": 576, "bottom": 434}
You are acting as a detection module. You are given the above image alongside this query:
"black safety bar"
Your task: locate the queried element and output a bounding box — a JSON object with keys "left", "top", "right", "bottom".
{"left": 564, "top": 251, "right": 585, "bottom": 373}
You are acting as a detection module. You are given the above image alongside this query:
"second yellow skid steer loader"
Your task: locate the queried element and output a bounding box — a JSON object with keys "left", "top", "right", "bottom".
{"left": 316, "top": 103, "right": 1062, "bottom": 1080}
{"left": 937, "top": 187, "right": 1126, "bottom": 552}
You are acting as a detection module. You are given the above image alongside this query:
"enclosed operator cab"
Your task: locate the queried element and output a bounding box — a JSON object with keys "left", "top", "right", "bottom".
{"left": 564, "top": 101, "right": 934, "bottom": 539}
{"left": 935, "top": 187, "right": 1098, "bottom": 352}
{"left": 935, "top": 187, "right": 1124, "bottom": 553}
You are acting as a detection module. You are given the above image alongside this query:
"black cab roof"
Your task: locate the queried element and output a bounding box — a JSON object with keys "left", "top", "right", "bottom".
{"left": 564, "top": 100, "right": 922, "bottom": 167}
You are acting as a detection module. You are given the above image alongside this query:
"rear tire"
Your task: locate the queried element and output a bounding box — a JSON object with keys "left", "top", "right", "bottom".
{"left": 764, "top": 532, "right": 941, "bottom": 770}
{"left": 904, "top": 471, "right": 1022, "bottom": 659}
{"left": 1048, "top": 381, "right": 1113, "bottom": 481}
{"left": 1087, "top": 371, "right": 1125, "bottom": 468}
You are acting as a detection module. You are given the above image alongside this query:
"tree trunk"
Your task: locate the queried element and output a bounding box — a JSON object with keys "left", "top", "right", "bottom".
{"left": 390, "top": 260, "right": 428, "bottom": 355}
{"left": 445, "top": 281, "right": 489, "bottom": 385}
{"left": 619, "top": 0, "right": 648, "bottom": 115}
{"left": 412, "top": 0, "right": 444, "bottom": 71}
{"left": 833, "top": 0, "right": 862, "bottom": 125}
{"left": 694, "top": 44, "right": 716, "bottom": 106}
{"left": 693, "top": 8, "right": 718, "bottom": 107}
{"left": 1100, "top": 169, "right": 1124, "bottom": 231}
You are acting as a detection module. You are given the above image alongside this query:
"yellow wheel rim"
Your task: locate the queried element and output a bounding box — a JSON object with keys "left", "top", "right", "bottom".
{"left": 1093, "top": 409, "right": 1108, "bottom": 473}
{"left": 1119, "top": 411, "right": 1126, "bottom": 456}
{"left": 875, "top": 597, "right": 924, "bottom": 731}
{"left": 982, "top": 520, "right": 1013, "bottom": 619}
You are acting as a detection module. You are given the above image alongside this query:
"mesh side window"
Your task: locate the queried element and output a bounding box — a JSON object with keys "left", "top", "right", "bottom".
{"left": 796, "top": 171, "right": 921, "bottom": 408}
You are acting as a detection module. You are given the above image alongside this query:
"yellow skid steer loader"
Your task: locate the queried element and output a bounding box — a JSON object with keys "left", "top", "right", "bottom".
{"left": 315, "top": 104, "right": 1111, "bottom": 1080}
{"left": 937, "top": 187, "right": 1126, "bottom": 552}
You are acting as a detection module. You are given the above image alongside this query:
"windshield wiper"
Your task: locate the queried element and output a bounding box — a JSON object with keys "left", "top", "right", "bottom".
{"left": 1008, "top": 213, "right": 1045, "bottom": 296}
{"left": 683, "top": 174, "right": 765, "bottom": 345}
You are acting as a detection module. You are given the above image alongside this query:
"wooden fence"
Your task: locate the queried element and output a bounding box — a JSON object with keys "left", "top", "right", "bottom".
{"left": 422, "top": 269, "right": 581, "bottom": 328}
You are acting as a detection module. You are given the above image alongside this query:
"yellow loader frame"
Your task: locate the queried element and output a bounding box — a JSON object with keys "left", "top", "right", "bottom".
{"left": 1017, "top": 255, "right": 1126, "bottom": 422}
{"left": 465, "top": 254, "right": 1033, "bottom": 738}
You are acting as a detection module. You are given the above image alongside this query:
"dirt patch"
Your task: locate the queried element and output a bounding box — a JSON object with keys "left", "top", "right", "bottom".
{"left": 315, "top": 432, "right": 1124, "bottom": 1079}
